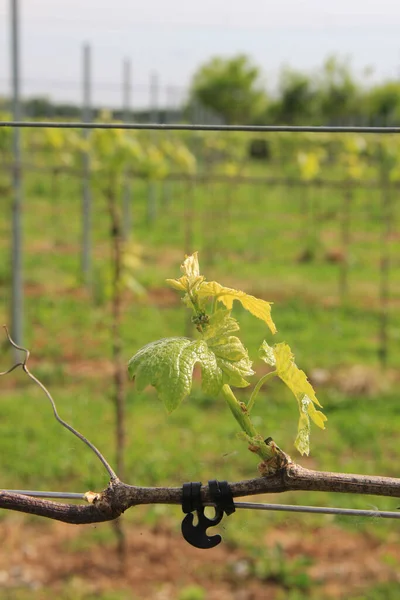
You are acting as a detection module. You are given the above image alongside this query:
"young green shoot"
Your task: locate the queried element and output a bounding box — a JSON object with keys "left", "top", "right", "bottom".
{"left": 128, "top": 252, "right": 327, "bottom": 474}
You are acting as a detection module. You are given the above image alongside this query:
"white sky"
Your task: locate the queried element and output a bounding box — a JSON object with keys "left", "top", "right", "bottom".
{"left": 1, "top": 0, "right": 400, "bottom": 107}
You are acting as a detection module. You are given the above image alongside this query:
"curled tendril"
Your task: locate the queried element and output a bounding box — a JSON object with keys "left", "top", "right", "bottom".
{"left": 1, "top": 325, "right": 118, "bottom": 481}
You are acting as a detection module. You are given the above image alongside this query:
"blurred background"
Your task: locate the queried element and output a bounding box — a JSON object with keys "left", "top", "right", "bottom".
{"left": 0, "top": 1, "right": 400, "bottom": 599}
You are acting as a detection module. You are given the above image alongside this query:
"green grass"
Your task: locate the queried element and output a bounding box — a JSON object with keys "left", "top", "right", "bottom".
{"left": 0, "top": 135, "right": 400, "bottom": 598}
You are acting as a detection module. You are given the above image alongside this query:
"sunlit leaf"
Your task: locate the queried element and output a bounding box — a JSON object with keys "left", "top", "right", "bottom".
{"left": 273, "top": 342, "right": 321, "bottom": 406}
{"left": 165, "top": 278, "right": 187, "bottom": 292}
{"left": 259, "top": 341, "right": 327, "bottom": 455}
{"left": 295, "top": 403, "right": 311, "bottom": 456}
{"left": 198, "top": 281, "right": 276, "bottom": 334}
{"left": 181, "top": 252, "right": 200, "bottom": 279}
{"left": 166, "top": 252, "right": 205, "bottom": 294}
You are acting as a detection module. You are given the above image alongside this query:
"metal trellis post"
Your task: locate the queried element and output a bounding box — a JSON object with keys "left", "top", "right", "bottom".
{"left": 147, "top": 71, "right": 159, "bottom": 224}
{"left": 81, "top": 43, "right": 92, "bottom": 286}
{"left": 10, "top": 0, "right": 23, "bottom": 348}
{"left": 122, "top": 57, "right": 132, "bottom": 240}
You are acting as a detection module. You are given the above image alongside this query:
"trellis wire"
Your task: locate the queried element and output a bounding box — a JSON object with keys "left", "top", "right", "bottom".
{"left": 2, "top": 490, "right": 400, "bottom": 520}
{"left": 3, "top": 122, "right": 400, "bottom": 133}
{"left": 228, "top": 502, "right": 400, "bottom": 520}
{"left": 4, "top": 490, "right": 86, "bottom": 499}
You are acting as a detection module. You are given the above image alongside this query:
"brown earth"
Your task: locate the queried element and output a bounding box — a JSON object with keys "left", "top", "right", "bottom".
{"left": 0, "top": 517, "right": 399, "bottom": 599}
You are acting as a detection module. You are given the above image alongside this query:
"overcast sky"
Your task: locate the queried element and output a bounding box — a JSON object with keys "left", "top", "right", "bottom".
{"left": 1, "top": 0, "right": 400, "bottom": 107}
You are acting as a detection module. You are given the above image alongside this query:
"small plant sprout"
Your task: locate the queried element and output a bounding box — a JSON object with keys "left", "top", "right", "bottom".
{"left": 128, "top": 252, "right": 327, "bottom": 475}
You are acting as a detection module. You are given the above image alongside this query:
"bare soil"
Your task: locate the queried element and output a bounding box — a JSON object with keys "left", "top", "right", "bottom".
{"left": 0, "top": 517, "right": 399, "bottom": 599}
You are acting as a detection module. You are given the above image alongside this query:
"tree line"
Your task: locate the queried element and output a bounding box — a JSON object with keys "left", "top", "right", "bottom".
{"left": 1, "top": 54, "right": 400, "bottom": 125}
{"left": 188, "top": 54, "right": 400, "bottom": 126}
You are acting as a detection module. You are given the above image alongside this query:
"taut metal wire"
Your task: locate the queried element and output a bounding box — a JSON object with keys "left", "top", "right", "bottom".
{"left": 229, "top": 501, "right": 400, "bottom": 520}
{"left": 2, "top": 490, "right": 399, "bottom": 519}
{"left": 3, "top": 490, "right": 86, "bottom": 499}
{"left": 1, "top": 121, "right": 400, "bottom": 134}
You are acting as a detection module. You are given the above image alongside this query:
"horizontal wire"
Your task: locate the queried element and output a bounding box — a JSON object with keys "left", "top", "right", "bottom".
{"left": 2, "top": 492, "right": 400, "bottom": 518}
{"left": 1, "top": 121, "right": 400, "bottom": 134}
{"left": 227, "top": 501, "right": 400, "bottom": 519}
{"left": 2, "top": 490, "right": 86, "bottom": 500}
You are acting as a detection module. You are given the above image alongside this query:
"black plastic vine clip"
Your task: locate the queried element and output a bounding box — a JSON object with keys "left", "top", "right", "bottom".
{"left": 181, "top": 480, "right": 235, "bottom": 549}
{"left": 181, "top": 481, "right": 222, "bottom": 549}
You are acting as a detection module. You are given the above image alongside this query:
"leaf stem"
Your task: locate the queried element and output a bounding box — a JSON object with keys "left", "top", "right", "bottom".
{"left": 247, "top": 370, "right": 278, "bottom": 413}
{"left": 221, "top": 384, "right": 274, "bottom": 460}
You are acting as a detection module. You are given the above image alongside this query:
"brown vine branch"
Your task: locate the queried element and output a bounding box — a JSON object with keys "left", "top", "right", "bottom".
{"left": 1, "top": 464, "right": 400, "bottom": 525}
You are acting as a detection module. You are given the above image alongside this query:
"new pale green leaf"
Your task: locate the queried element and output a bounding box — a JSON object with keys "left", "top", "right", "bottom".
{"left": 259, "top": 341, "right": 327, "bottom": 455}
{"left": 197, "top": 281, "right": 276, "bottom": 334}
{"left": 259, "top": 340, "right": 276, "bottom": 367}
{"left": 295, "top": 401, "right": 311, "bottom": 456}
{"left": 166, "top": 251, "right": 205, "bottom": 294}
{"left": 273, "top": 342, "right": 322, "bottom": 407}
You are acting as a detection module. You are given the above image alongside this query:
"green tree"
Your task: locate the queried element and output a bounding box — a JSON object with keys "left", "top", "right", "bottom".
{"left": 270, "top": 67, "right": 316, "bottom": 124}
{"left": 364, "top": 81, "right": 400, "bottom": 124}
{"left": 316, "top": 56, "right": 360, "bottom": 123}
{"left": 270, "top": 56, "right": 362, "bottom": 125}
{"left": 188, "top": 54, "right": 268, "bottom": 124}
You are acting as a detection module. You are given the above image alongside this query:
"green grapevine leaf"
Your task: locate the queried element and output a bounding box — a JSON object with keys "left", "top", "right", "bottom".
{"left": 128, "top": 310, "right": 254, "bottom": 412}
{"left": 203, "top": 310, "right": 254, "bottom": 388}
{"left": 193, "top": 340, "right": 223, "bottom": 397}
{"left": 197, "top": 281, "right": 277, "bottom": 334}
{"left": 128, "top": 337, "right": 206, "bottom": 413}
{"left": 128, "top": 336, "right": 228, "bottom": 412}
{"left": 259, "top": 341, "right": 327, "bottom": 455}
